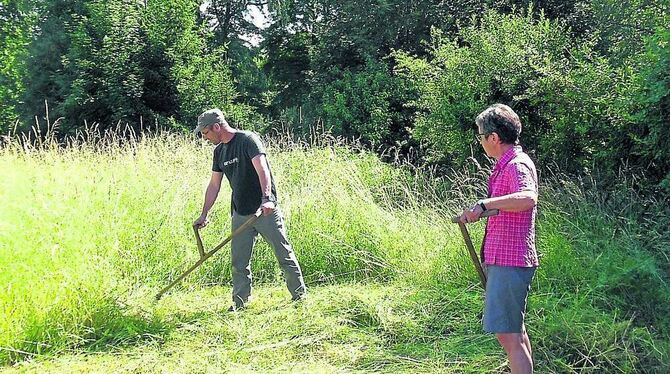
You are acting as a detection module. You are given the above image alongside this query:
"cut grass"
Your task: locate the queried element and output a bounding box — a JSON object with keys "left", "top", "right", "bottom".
{"left": 3, "top": 283, "right": 662, "bottom": 373}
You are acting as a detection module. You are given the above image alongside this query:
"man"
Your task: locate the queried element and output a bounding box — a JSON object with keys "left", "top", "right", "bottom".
{"left": 459, "top": 104, "right": 539, "bottom": 374}
{"left": 193, "top": 108, "right": 306, "bottom": 311}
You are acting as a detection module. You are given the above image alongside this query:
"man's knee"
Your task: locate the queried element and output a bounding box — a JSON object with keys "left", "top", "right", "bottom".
{"left": 231, "top": 261, "right": 252, "bottom": 276}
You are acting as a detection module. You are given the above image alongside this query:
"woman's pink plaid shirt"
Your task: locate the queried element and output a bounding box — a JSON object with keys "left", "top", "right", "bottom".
{"left": 483, "top": 146, "right": 539, "bottom": 267}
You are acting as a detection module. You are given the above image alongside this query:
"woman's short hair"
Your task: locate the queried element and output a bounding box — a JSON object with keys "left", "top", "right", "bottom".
{"left": 475, "top": 104, "right": 522, "bottom": 145}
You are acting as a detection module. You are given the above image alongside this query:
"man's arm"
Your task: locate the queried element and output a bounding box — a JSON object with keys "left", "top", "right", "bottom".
{"left": 460, "top": 163, "right": 537, "bottom": 223}
{"left": 460, "top": 191, "right": 537, "bottom": 223}
{"left": 479, "top": 191, "right": 537, "bottom": 212}
{"left": 251, "top": 154, "right": 275, "bottom": 215}
{"left": 194, "top": 171, "right": 223, "bottom": 228}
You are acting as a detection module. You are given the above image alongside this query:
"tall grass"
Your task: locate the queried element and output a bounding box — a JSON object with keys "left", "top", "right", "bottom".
{"left": 1, "top": 129, "right": 668, "bottom": 371}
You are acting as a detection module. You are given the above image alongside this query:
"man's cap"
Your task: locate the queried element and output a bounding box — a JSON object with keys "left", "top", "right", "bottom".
{"left": 194, "top": 109, "right": 226, "bottom": 134}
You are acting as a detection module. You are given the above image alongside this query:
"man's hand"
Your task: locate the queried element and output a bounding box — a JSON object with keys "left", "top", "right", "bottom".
{"left": 261, "top": 201, "right": 275, "bottom": 216}
{"left": 459, "top": 203, "right": 484, "bottom": 224}
{"left": 194, "top": 214, "right": 209, "bottom": 229}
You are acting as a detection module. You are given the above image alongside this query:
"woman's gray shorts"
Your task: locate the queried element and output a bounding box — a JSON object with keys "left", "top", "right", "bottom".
{"left": 483, "top": 265, "right": 536, "bottom": 334}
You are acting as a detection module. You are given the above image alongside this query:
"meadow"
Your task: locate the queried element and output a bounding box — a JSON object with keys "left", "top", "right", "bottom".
{"left": 0, "top": 130, "right": 668, "bottom": 373}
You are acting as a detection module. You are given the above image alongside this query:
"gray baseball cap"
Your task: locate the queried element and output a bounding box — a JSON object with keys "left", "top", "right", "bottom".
{"left": 194, "top": 108, "right": 226, "bottom": 134}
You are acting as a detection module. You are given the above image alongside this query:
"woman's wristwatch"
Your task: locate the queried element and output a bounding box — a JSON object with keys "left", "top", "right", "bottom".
{"left": 477, "top": 200, "right": 487, "bottom": 212}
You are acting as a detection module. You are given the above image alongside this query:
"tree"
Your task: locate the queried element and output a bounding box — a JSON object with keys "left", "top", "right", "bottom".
{"left": 15, "top": 0, "right": 255, "bottom": 133}
{"left": 395, "top": 10, "right": 590, "bottom": 166}
{"left": 0, "top": 0, "right": 34, "bottom": 132}
{"left": 261, "top": 0, "right": 485, "bottom": 139}
{"left": 317, "top": 59, "right": 415, "bottom": 146}
{"left": 66, "top": 0, "right": 148, "bottom": 130}
{"left": 202, "top": 0, "right": 263, "bottom": 48}
{"left": 636, "top": 27, "right": 670, "bottom": 191}
{"left": 585, "top": 0, "right": 670, "bottom": 63}
{"left": 261, "top": 26, "right": 311, "bottom": 114}
{"left": 19, "top": 0, "right": 89, "bottom": 131}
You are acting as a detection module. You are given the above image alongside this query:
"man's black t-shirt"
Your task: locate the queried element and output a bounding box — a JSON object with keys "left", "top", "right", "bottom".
{"left": 212, "top": 131, "right": 277, "bottom": 215}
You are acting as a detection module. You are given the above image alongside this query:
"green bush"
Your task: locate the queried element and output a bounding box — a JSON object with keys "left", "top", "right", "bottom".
{"left": 393, "top": 9, "right": 648, "bottom": 182}
{"left": 316, "top": 59, "right": 415, "bottom": 146}
{"left": 395, "top": 10, "right": 574, "bottom": 164}
{"left": 635, "top": 26, "right": 670, "bottom": 191}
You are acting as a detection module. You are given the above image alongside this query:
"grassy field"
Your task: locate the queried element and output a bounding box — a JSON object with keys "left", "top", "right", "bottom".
{"left": 1, "top": 131, "right": 668, "bottom": 372}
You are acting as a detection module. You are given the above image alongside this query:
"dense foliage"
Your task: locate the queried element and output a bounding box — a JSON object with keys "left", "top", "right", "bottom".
{"left": 2, "top": 0, "right": 669, "bottom": 189}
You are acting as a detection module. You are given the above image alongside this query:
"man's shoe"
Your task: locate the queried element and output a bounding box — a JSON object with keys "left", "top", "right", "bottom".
{"left": 291, "top": 293, "right": 306, "bottom": 303}
{"left": 227, "top": 304, "right": 246, "bottom": 312}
